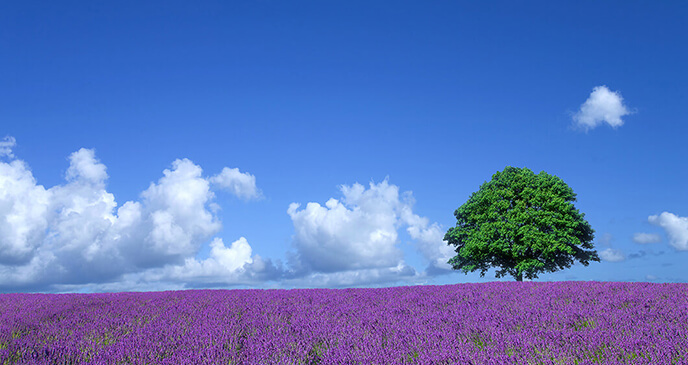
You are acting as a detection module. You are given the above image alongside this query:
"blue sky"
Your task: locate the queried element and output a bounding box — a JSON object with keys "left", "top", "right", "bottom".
{"left": 1, "top": 1, "right": 687, "bottom": 293}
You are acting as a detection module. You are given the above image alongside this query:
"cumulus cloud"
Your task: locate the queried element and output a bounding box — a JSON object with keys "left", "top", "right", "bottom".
{"left": 287, "top": 181, "right": 404, "bottom": 273}
{"left": 572, "top": 86, "right": 632, "bottom": 131}
{"left": 286, "top": 179, "right": 451, "bottom": 285}
{"left": 632, "top": 232, "right": 662, "bottom": 244}
{"left": 136, "top": 159, "right": 221, "bottom": 261}
{"left": 0, "top": 138, "right": 270, "bottom": 292}
{"left": 169, "top": 237, "right": 253, "bottom": 278}
{"left": 210, "top": 167, "right": 262, "bottom": 200}
{"left": 649, "top": 212, "right": 688, "bottom": 251}
{"left": 599, "top": 248, "right": 626, "bottom": 262}
{"left": 0, "top": 136, "right": 16, "bottom": 158}
{"left": 0, "top": 148, "right": 125, "bottom": 288}
{"left": 0, "top": 159, "right": 51, "bottom": 264}
{"left": 65, "top": 148, "right": 108, "bottom": 184}
{"left": 398, "top": 194, "right": 454, "bottom": 273}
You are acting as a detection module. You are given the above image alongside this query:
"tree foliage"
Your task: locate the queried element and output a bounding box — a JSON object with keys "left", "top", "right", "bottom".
{"left": 444, "top": 166, "right": 599, "bottom": 281}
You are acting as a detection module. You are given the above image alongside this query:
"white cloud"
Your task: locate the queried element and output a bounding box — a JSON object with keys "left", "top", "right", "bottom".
{"left": 171, "top": 237, "right": 253, "bottom": 278}
{"left": 210, "top": 167, "right": 262, "bottom": 200}
{"left": 287, "top": 180, "right": 404, "bottom": 273}
{"left": 649, "top": 212, "right": 688, "bottom": 251}
{"left": 286, "top": 179, "right": 451, "bottom": 285}
{"left": 398, "top": 195, "right": 454, "bottom": 273}
{"left": 572, "top": 86, "right": 632, "bottom": 131}
{"left": 0, "top": 149, "right": 123, "bottom": 288}
{"left": 127, "top": 236, "right": 272, "bottom": 287}
{"left": 599, "top": 248, "right": 626, "bottom": 262}
{"left": 138, "top": 159, "right": 221, "bottom": 259}
{"left": 0, "top": 136, "right": 16, "bottom": 158}
{"left": 596, "top": 233, "right": 625, "bottom": 263}
{"left": 47, "top": 149, "right": 118, "bottom": 262}
{"left": 0, "top": 140, "right": 269, "bottom": 291}
{"left": 632, "top": 232, "right": 662, "bottom": 244}
{"left": 65, "top": 148, "right": 108, "bottom": 184}
{"left": 0, "top": 159, "right": 51, "bottom": 264}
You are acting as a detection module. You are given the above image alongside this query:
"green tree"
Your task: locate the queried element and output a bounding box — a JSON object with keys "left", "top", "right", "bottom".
{"left": 444, "top": 166, "right": 599, "bottom": 281}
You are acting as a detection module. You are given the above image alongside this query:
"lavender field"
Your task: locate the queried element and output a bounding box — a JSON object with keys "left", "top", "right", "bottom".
{"left": 1, "top": 282, "right": 687, "bottom": 364}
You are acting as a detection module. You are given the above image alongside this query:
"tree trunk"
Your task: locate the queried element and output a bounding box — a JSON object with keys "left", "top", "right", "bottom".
{"left": 516, "top": 273, "right": 523, "bottom": 281}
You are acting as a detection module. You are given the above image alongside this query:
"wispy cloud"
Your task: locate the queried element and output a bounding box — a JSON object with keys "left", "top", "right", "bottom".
{"left": 595, "top": 232, "right": 625, "bottom": 262}
{"left": 572, "top": 86, "right": 632, "bottom": 131}
{"left": 649, "top": 212, "right": 688, "bottom": 251}
{"left": 0, "top": 136, "right": 16, "bottom": 158}
{"left": 599, "top": 248, "right": 626, "bottom": 262}
{"left": 627, "top": 250, "right": 665, "bottom": 260}
{"left": 632, "top": 232, "right": 662, "bottom": 244}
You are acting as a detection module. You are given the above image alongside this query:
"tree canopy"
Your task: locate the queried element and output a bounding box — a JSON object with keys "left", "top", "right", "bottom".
{"left": 444, "top": 166, "right": 599, "bottom": 281}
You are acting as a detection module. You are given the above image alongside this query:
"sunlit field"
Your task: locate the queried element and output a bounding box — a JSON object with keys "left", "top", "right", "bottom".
{"left": 1, "top": 282, "right": 686, "bottom": 364}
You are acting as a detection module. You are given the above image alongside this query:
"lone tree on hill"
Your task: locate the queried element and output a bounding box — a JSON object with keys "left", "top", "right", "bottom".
{"left": 444, "top": 166, "right": 600, "bottom": 281}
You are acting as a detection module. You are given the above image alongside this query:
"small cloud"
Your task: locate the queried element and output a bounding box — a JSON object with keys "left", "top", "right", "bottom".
{"left": 649, "top": 212, "right": 688, "bottom": 251}
{"left": 210, "top": 167, "right": 262, "bottom": 200}
{"left": 599, "top": 248, "right": 626, "bottom": 262}
{"left": 632, "top": 233, "right": 662, "bottom": 244}
{"left": 645, "top": 274, "right": 658, "bottom": 281}
{"left": 65, "top": 148, "right": 108, "bottom": 184}
{"left": 572, "top": 86, "right": 632, "bottom": 131}
{"left": 0, "top": 136, "right": 16, "bottom": 158}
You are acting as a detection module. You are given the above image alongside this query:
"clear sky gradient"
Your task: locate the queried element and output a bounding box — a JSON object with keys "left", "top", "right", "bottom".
{"left": 1, "top": 1, "right": 687, "bottom": 293}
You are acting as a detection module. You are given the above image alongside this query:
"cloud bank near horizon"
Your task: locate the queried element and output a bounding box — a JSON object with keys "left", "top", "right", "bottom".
{"left": 0, "top": 140, "right": 454, "bottom": 292}
{"left": 0, "top": 142, "right": 277, "bottom": 292}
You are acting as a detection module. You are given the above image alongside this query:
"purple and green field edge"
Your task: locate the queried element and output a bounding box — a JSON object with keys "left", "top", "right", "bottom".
{"left": 1, "top": 281, "right": 687, "bottom": 364}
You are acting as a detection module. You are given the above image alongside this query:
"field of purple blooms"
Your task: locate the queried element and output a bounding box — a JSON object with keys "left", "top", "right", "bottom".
{"left": 1, "top": 281, "right": 687, "bottom": 364}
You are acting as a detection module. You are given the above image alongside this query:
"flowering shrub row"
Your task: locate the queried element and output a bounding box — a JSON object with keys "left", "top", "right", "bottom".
{"left": 1, "top": 281, "right": 687, "bottom": 364}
